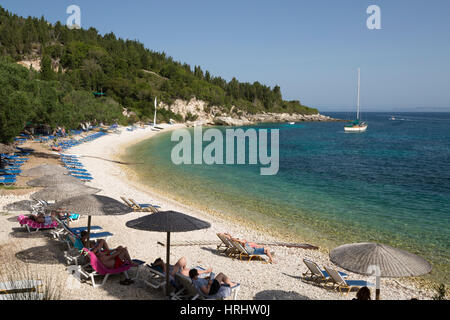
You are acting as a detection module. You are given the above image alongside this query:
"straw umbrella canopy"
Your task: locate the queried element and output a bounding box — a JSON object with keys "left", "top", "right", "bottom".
{"left": 47, "top": 194, "right": 133, "bottom": 241}
{"left": 0, "top": 143, "right": 17, "bottom": 167}
{"left": 126, "top": 211, "right": 211, "bottom": 296}
{"left": 330, "top": 242, "right": 432, "bottom": 299}
{"left": 31, "top": 183, "right": 101, "bottom": 202}
{"left": 0, "top": 143, "right": 17, "bottom": 154}
{"left": 21, "top": 164, "right": 68, "bottom": 177}
{"left": 27, "top": 174, "right": 84, "bottom": 187}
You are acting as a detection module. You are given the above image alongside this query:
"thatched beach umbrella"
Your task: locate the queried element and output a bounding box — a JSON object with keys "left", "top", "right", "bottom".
{"left": 21, "top": 164, "right": 68, "bottom": 177}
{"left": 27, "top": 174, "right": 84, "bottom": 187}
{"left": 330, "top": 243, "right": 432, "bottom": 299}
{"left": 0, "top": 143, "right": 17, "bottom": 168}
{"left": 0, "top": 143, "right": 17, "bottom": 154}
{"left": 4, "top": 200, "right": 35, "bottom": 212}
{"left": 31, "top": 183, "right": 101, "bottom": 202}
{"left": 48, "top": 194, "right": 133, "bottom": 241}
{"left": 126, "top": 211, "right": 211, "bottom": 297}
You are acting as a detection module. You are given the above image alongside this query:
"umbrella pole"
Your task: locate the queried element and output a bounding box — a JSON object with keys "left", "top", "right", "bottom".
{"left": 87, "top": 216, "right": 92, "bottom": 243}
{"left": 166, "top": 231, "right": 170, "bottom": 298}
{"left": 375, "top": 275, "right": 381, "bottom": 300}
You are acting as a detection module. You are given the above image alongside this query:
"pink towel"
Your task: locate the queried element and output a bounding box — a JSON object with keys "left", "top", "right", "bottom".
{"left": 82, "top": 248, "right": 132, "bottom": 275}
{"left": 17, "top": 215, "right": 58, "bottom": 229}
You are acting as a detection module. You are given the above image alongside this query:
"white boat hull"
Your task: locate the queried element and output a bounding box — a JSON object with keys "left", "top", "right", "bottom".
{"left": 344, "top": 125, "right": 368, "bottom": 132}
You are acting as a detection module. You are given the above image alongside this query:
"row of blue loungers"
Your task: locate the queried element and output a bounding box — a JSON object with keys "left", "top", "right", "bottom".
{"left": 59, "top": 155, "right": 94, "bottom": 182}
{"left": 0, "top": 149, "right": 31, "bottom": 186}
{"left": 52, "top": 131, "right": 108, "bottom": 151}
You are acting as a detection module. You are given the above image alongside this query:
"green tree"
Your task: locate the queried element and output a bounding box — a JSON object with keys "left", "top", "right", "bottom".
{"left": 40, "top": 55, "right": 54, "bottom": 80}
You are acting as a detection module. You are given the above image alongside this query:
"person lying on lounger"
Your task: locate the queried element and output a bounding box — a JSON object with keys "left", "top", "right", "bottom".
{"left": 152, "top": 257, "right": 212, "bottom": 277}
{"left": 95, "top": 245, "right": 138, "bottom": 269}
{"left": 222, "top": 232, "right": 276, "bottom": 264}
{"left": 189, "top": 269, "right": 236, "bottom": 296}
{"left": 80, "top": 231, "right": 110, "bottom": 253}
{"left": 28, "top": 212, "right": 62, "bottom": 225}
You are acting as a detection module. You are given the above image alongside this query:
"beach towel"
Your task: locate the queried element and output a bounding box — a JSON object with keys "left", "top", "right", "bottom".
{"left": 17, "top": 215, "right": 58, "bottom": 230}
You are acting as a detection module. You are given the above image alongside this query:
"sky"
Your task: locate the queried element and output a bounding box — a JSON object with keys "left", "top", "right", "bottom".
{"left": 2, "top": 0, "right": 450, "bottom": 112}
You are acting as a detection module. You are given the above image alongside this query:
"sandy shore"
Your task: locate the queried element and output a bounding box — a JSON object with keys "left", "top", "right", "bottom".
{"left": 0, "top": 125, "right": 434, "bottom": 300}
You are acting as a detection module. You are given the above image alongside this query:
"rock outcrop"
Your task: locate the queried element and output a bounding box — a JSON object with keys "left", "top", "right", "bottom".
{"left": 161, "top": 98, "right": 340, "bottom": 127}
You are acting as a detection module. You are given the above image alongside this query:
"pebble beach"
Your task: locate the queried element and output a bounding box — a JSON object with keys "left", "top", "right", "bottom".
{"left": 0, "top": 125, "right": 435, "bottom": 300}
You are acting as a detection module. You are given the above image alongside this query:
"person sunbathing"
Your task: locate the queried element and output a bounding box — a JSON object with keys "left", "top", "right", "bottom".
{"left": 152, "top": 257, "right": 212, "bottom": 277}
{"left": 222, "top": 232, "right": 276, "bottom": 264}
{"left": 80, "top": 231, "right": 110, "bottom": 253}
{"left": 28, "top": 212, "right": 61, "bottom": 225}
{"left": 172, "top": 257, "right": 213, "bottom": 277}
{"left": 189, "top": 268, "right": 236, "bottom": 296}
{"left": 95, "top": 245, "right": 137, "bottom": 268}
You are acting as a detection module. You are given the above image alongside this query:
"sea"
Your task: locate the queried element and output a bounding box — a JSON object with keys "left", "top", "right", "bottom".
{"left": 124, "top": 112, "right": 450, "bottom": 285}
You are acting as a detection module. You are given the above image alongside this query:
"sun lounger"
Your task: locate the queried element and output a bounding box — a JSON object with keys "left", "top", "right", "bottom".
{"left": 52, "top": 223, "right": 104, "bottom": 242}
{"left": 144, "top": 264, "right": 169, "bottom": 289}
{"left": 0, "top": 169, "right": 21, "bottom": 175}
{"left": 230, "top": 240, "right": 268, "bottom": 263}
{"left": 0, "top": 178, "right": 16, "bottom": 186}
{"left": 129, "top": 198, "right": 159, "bottom": 213}
{"left": 0, "top": 175, "right": 16, "bottom": 179}
{"left": 121, "top": 197, "right": 135, "bottom": 209}
{"left": 53, "top": 217, "right": 111, "bottom": 244}
{"left": 70, "top": 175, "right": 93, "bottom": 181}
{"left": 17, "top": 215, "right": 58, "bottom": 233}
{"left": 68, "top": 171, "right": 92, "bottom": 177}
{"left": 216, "top": 233, "right": 238, "bottom": 257}
{"left": 121, "top": 197, "right": 158, "bottom": 212}
{"left": 302, "top": 259, "right": 348, "bottom": 284}
{"left": 68, "top": 168, "right": 88, "bottom": 173}
{"left": 79, "top": 248, "right": 133, "bottom": 288}
{"left": 61, "top": 229, "right": 113, "bottom": 265}
{"left": 323, "top": 266, "right": 374, "bottom": 293}
{"left": 172, "top": 272, "right": 241, "bottom": 300}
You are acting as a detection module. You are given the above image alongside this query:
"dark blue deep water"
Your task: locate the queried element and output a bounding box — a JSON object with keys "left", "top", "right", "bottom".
{"left": 126, "top": 112, "right": 450, "bottom": 284}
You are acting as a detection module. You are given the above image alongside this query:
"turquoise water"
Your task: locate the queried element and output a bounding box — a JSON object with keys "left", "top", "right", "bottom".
{"left": 125, "top": 113, "right": 450, "bottom": 284}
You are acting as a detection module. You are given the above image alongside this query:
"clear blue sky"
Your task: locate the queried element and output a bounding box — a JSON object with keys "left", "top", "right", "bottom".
{"left": 2, "top": 0, "right": 450, "bottom": 112}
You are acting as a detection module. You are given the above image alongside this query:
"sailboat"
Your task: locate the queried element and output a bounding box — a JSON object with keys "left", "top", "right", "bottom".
{"left": 345, "top": 68, "right": 368, "bottom": 132}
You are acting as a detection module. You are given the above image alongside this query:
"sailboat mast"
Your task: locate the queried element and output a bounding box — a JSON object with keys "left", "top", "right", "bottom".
{"left": 357, "top": 68, "right": 361, "bottom": 120}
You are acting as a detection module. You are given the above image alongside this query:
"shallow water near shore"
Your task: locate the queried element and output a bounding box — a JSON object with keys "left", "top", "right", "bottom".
{"left": 124, "top": 112, "right": 450, "bottom": 285}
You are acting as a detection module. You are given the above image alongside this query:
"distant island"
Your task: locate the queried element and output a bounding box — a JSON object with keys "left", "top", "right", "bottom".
{"left": 0, "top": 6, "right": 333, "bottom": 143}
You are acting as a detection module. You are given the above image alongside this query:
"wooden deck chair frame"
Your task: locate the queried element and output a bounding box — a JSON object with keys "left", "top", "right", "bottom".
{"left": 323, "top": 266, "right": 372, "bottom": 294}
{"left": 303, "top": 259, "right": 331, "bottom": 285}
{"left": 216, "top": 233, "right": 237, "bottom": 257}
{"left": 230, "top": 240, "right": 268, "bottom": 263}
{"left": 129, "top": 198, "right": 158, "bottom": 213}
{"left": 120, "top": 197, "right": 136, "bottom": 209}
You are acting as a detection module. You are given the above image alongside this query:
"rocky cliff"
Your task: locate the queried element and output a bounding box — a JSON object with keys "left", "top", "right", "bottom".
{"left": 161, "top": 98, "right": 340, "bottom": 127}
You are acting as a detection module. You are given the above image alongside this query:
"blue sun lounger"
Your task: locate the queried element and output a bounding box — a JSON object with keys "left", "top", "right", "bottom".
{"left": 68, "top": 171, "right": 91, "bottom": 176}
{"left": 71, "top": 175, "right": 93, "bottom": 181}
{"left": 0, "top": 178, "right": 16, "bottom": 186}
{"left": 68, "top": 168, "right": 88, "bottom": 173}
{"left": 0, "top": 169, "right": 21, "bottom": 175}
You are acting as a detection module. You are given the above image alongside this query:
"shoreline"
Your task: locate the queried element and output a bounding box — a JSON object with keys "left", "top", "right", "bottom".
{"left": 0, "top": 125, "right": 436, "bottom": 300}
{"left": 109, "top": 126, "right": 436, "bottom": 295}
